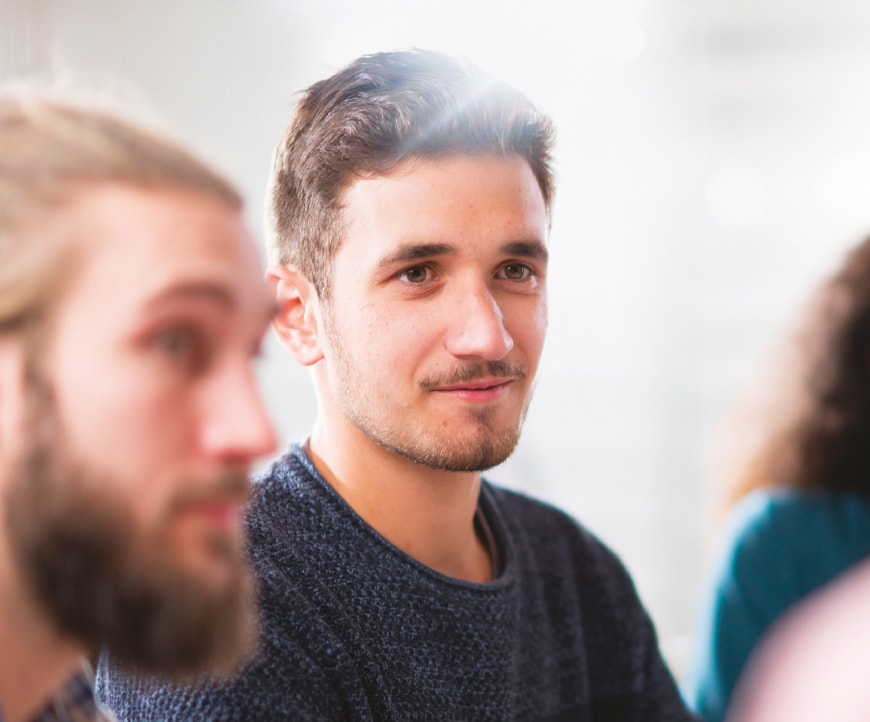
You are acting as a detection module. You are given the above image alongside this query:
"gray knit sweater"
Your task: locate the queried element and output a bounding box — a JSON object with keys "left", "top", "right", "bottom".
{"left": 97, "top": 444, "right": 694, "bottom": 721}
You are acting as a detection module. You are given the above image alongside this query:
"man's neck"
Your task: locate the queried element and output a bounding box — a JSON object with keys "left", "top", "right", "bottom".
{"left": 308, "top": 419, "right": 494, "bottom": 583}
{"left": 0, "top": 541, "right": 83, "bottom": 722}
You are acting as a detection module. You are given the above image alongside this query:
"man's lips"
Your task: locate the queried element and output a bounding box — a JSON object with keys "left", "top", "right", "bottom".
{"left": 430, "top": 377, "right": 514, "bottom": 400}
{"left": 175, "top": 497, "right": 246, "bottom": 531}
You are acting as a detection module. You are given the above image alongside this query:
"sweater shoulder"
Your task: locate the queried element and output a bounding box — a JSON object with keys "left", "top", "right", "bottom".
{"left": 485, "top": 483, "right": 624, "bottom": 557}
{"left": 245, "top": 445, "right": 339, "bottom": 536}
{"left": 483, "top": 482, "right": 642, "bottom": 600}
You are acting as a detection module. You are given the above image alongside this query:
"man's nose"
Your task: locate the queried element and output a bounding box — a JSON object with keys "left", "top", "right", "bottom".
{"left": 443, "top": 283, "right": 513, "bottom": 361}
{"left": 199, "top": 362, "right": 278, "bottom": 464}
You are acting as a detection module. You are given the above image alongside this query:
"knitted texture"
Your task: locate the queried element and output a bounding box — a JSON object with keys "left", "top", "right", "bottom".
{"left": 98, "top": 444, "right": 694, "bottom": 721}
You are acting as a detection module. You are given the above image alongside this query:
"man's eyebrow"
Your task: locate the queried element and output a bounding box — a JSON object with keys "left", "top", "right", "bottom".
{"left": 375, "top": 243, "right": 456, "bottom": 270}
{"left": 145, "top": 281, "right": 237, "bottom": 310}
{"left": 144, "top": 282, "right": 278, "bottom": 323}
{"left": 501, "top": 240, "right": 549, "bottom": 263}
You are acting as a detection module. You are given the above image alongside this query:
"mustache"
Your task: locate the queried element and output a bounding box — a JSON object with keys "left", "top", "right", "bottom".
{"left": 167, "top": 470, "right": 250, "bottom": 513}
{"left": 419, "top": 360, "right": 527, "bottom": 390}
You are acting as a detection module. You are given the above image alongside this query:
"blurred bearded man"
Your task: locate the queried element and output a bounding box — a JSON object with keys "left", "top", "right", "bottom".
{"left": 0, "top": 90, "right": 277, "bottom": 722}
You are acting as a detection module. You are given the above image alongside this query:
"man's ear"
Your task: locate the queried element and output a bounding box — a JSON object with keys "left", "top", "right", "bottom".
{"left": 267, "top": 264, "right": 325, "bottom": 367}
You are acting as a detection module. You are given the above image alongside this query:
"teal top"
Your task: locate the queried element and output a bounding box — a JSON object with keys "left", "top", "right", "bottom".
{"left": 684, "top": 489, "right": 870, "bottom": 722}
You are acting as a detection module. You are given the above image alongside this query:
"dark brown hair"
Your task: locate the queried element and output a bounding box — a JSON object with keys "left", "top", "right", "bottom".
{"left": 724, "top": 237, "right": 870, "bottom": 510}
{"left": 267, "top": 48, "right": 556, "bottom": 298}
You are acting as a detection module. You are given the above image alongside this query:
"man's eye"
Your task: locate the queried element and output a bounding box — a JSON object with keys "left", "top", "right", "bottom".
{"left": 154, "top": 327, "right": 209, "bottom": 370}
{"left": 398, "top": 266, "right": 432, "bottom": 284}
{"left": 157, "top": 329, "right": 192, "bottom": 355}
{"left": 501, "top": 263, "right": 532, "bottom": 281}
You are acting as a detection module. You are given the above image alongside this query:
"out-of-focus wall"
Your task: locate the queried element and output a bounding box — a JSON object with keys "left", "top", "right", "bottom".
{"left": 6, "top": 0, "right": 870, "bottom": 682}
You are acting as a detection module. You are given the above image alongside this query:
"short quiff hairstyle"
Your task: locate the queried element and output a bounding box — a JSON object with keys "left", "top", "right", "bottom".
{"left": 0, "top": 89, "right": 242, "bottom": 334}
{"left": 267, "top": 48, "right": 556, "bottom": 298}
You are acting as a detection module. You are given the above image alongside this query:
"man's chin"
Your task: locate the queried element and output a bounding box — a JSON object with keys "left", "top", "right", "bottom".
{"left": 16, "top": 513, "right": 256, "bottom": 679}
{"left": 166, "top": 526, "right": 245, "bottom": 587}
{"left": 394, "top": 432, "right": 520, "bottom": 473}
{"left": 102, "top": 557, "right": 258, "bottom": 679}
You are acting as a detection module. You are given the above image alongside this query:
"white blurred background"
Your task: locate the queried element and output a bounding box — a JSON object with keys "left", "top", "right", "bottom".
{"left": 5, "top": 0, "right": 870, "bottom": 683}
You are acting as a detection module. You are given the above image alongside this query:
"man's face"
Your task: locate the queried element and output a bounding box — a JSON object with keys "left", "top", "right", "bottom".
{"left": 319, "top": 154, "right": 549, "bottom": 472}
{"left": 2, "top": 185, "right": 277, "bottom": 674}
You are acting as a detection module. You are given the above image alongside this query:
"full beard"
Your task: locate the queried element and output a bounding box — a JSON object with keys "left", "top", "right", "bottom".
{"left": 3, "top": 370, "right": 256, "bottom": 679}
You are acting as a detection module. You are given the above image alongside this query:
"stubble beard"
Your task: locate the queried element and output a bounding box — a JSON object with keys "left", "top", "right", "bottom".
{"left": 3, "top": 370, "right": 257, "bottom": 679}
{"left": 325, "top": 312, "right": 532, "bottom": 472}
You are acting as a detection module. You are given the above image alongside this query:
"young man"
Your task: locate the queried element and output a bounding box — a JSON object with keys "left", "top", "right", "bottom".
{"left": 0, "top": 92, "right": 277, "bottom": 722}
{"left": 100, "top": 49, "right": 695, "bottom": 720}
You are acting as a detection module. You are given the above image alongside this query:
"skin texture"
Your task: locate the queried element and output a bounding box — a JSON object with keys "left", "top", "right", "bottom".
{"left": 0, "top": 185, "right": 277, "bottom": 722}
{"left": 270, "top": 153, "right": 549, "bottom": 583}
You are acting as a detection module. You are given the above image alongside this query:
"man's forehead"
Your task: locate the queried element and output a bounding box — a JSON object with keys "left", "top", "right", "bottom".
{"left": 62, "top": 184, "right": 267, "bottom": 314}
{"left": 342, "top": 154, "right": 547, "bottom": 214}
{"left": 337, "top": 156, "right": 549, "bottom": 258}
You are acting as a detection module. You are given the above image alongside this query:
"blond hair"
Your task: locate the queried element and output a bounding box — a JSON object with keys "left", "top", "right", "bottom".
{"left": 0, "top": 88, "right": 242, "bottom": 331}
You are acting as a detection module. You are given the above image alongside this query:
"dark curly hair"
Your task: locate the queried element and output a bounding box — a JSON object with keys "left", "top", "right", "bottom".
{"left": 724, "top": 236, "right": 870, "bottom": 509}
